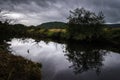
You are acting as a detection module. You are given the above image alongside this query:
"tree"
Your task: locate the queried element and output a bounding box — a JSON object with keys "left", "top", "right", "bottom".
{"left": 0, "top": 9, "right": 19, "bottom": 41}
{"left": 68, "top": 8, "right": 105, "bottom": 25}
{"left": 0, "top": 9, "right": 17, "bottom": 25}
{"left": 67, "top": 8, "right": 105, "bottom": 41}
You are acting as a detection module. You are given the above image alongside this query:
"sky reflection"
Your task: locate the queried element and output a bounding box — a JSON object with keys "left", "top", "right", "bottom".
{"left": 7, "top": 38, "right": 120, "bottom": 80}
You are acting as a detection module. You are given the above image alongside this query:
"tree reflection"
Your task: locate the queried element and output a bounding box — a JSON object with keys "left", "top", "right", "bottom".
{"left": 64, "top": 42, "right": 118, "bottom": 75}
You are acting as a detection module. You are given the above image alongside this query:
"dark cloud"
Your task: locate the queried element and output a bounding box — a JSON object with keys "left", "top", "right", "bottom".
{"left": 0, "top": 0, "right": 120, "bottom": 25}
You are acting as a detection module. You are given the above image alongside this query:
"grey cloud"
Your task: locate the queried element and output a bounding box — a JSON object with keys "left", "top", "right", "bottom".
{"left": 0, "top": 0, "right": 120, "bottom": 25}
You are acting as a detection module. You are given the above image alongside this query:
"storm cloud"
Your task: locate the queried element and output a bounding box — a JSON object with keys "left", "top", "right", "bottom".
{"left": 0, "top": 0, "right": 120, "bottom": 25}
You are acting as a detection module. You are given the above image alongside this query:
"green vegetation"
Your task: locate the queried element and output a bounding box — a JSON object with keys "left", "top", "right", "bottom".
{"left": 0, "top": 22, "right": 27, "bottom": 41}
{"left": 26, "top": 28, "right": 67, "bottom": 39}
{"left": 67, "top": 8, "right": 105, "bottom": 41}
{"left": 103, "top": 27, "right": 120, "bottom": 44}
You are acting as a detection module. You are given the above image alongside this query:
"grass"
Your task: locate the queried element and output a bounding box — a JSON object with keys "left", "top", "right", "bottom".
{"left": 0, "top": 44, "right": 42, "bottom": 80}
{"left": 48, "top": 29, "right": 66, "bottom": 33}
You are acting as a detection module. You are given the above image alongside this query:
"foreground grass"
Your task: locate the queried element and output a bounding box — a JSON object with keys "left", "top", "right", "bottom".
{"left": 0, "top": 44, "right": 41, "bottom": 80}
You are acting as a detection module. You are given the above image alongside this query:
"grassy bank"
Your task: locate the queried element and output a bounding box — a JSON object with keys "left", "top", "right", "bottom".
{"left": 0, "top": 44, "right": 41, "bottom": 80}
{"left": 26, "top": 28, "right": 67, "bottom": 39}
{"left": 26, "top": 27, "right": 120, "bottom": 45}
{"left": 103, "top": 27, "right": 120, "bottom": 44}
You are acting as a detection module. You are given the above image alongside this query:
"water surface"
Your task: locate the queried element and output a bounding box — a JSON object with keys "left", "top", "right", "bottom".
{"left": 7, "top": 38, "right": 120, "bottom": 80}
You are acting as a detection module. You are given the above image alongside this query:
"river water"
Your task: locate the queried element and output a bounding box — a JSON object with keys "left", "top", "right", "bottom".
{"left": 7, "top": 38, "right": 120, "bottom": 80}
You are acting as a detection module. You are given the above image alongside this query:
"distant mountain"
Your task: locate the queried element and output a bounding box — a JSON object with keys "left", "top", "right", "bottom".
{"left": 37, "top": 22, "right": 120, "bottom": 29}
{"left": 37, "top": 22, "right": 68, "bottom": 29}
{"left": 107, "top": 24, "right": 120, "bottom": 28}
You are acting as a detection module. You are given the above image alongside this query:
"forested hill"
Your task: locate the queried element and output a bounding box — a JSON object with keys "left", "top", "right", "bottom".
{"left": 37, "top": 22, "right": 68, "bottom": 29}
{"left": 107, "top": 24, "right": 120, "bottom": 28}
{"left": 36, "top": 22, "right": 120, "bottom": 29}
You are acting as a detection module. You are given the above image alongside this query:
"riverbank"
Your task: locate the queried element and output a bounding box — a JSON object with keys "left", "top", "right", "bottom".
{"left": 0, "top": 44, "right": 41, "bottom": 80}
{"left": 26, "top": 27, "right": 120, "bottom": 45}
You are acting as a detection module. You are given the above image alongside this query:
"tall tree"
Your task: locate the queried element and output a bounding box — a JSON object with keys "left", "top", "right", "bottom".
{"left": 67, "top": 8, "right": 105, "bottom": 41}
{"left": 68, "top": 8, "right": 105, "bottom": 24}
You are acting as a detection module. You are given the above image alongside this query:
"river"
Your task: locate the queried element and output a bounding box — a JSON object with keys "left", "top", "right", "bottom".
{"left": 7, "top": 38, "right": 120, "bottom": 80}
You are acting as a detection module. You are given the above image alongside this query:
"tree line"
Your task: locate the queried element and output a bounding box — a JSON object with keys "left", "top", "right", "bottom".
{"left": 0, "top": 8, "right": 120, "bottom": 44}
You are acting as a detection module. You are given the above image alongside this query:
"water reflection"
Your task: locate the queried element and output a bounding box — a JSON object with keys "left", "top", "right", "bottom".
{"left": 7, "top": 38, "right": 120, "bottom": 80}
{"left": 65, "top": 43, "right": 105, "bottom": 75}
{"left": 65, "top": 41, "right": 120, "bottom": 75}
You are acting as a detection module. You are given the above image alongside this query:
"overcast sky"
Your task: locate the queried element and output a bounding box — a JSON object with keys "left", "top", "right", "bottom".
{"left": 0, "top": 0, "right": 120, "bottom": 26}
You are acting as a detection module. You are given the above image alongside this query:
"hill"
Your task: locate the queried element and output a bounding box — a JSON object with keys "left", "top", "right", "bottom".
{"left": 37, "top": 22, "right": 68, "bottom": 29}
{"left": 37, "top": 22, "right": 120, "bottom": 29}
{"left": 107, "top": 24, "right": 120, "bottom": 28}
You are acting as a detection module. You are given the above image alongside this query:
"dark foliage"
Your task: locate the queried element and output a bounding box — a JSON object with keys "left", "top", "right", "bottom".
{"left": 67, "top": 8, "right": 105, "bottom": 41}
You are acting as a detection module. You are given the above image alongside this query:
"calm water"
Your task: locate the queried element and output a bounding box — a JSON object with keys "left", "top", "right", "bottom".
{"left": 7, "top": 38, "right": 120, "bottom": 80}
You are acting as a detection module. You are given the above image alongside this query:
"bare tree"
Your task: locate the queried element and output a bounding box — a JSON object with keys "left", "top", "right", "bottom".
{"left": 0, "top": 9, "right": 17, "bottom": 24}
